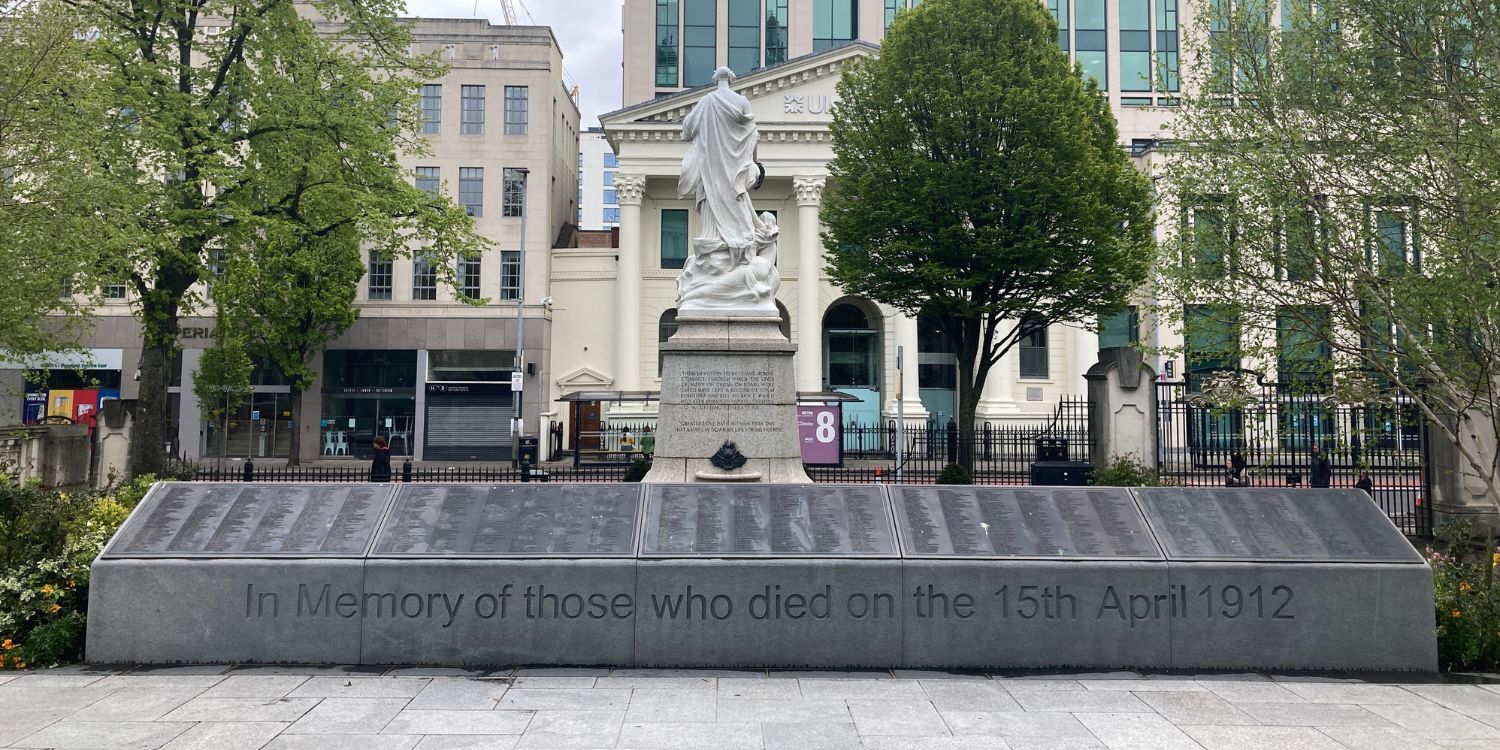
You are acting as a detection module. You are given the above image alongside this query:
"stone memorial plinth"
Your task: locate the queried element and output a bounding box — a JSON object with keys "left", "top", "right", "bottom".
{"left": 644, "top": 315, "right": 811, "bottom": 484}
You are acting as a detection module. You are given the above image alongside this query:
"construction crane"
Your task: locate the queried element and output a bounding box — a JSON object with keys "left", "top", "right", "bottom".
{"left": 478, "top": 0, "right": 526, "bottom": 25}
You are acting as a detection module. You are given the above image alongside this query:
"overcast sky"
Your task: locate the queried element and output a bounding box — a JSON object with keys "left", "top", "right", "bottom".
{"left": 403, "top": 1, "right": 623, "bottom": 128}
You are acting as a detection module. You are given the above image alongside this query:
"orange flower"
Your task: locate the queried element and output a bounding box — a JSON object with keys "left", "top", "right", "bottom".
{"left": 13, "top": 660, "right": 24, "bottom": 670}
{"left": 40, "top": 584, "right": 53, "bottom": 595}
{"left": 1452, "top": 608, "right": 1463, "bottom": 618}
{"left": 48, "top": 603, "right": 61, "bottom": 614}
{"left": 0, "top": 639, "right": 13, "bottom": 650}
{"left": 66, "top": 580, "right": 76, "bottom": 589}
{"left": 1460, "top": 582, "right": 1472, "bottom": 593}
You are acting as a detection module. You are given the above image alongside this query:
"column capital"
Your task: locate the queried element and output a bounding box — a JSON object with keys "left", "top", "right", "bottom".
{"left": 614, "top": 173, "right": 647, "bottom": 206}
{"left": 793, "top": 175, "right": 826, "bottom": 207}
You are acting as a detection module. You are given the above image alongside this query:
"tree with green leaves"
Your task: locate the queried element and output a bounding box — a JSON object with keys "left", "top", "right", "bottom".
{"left": 822, "top": 0, "right": 1154, "bottom": 470}
{"left": 1157, "top": 0, "right": 1500, "bottom": 525}
{"left": 191, "top": 319, "right": 251, "bottom": 467}
{"left": 32, "top": 0, "right": 481, "bottom": 477}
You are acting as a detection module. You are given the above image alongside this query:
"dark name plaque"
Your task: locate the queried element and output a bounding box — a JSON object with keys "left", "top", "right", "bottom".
{"left": 892, "top": 486, "right": 1163, "bottom": 559}
{"left": 370, "top": 484, "right": 642, "bottom": 557}
{"left": 1134, "top": 488, "right": 1423, "bottom": 563}
{"left": 103, "top": 483, "right": 394, "bottom": 558}
{"left": 641, "top": 484, "right": 898, "bottom": 557}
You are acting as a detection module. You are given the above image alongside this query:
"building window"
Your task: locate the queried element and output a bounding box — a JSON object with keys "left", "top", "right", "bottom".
{"left": 102, "top": 282, "right": 127, "bottom": 300}
{"left": 1156, "top": 0, "right": 1180, "bottom": 92}
{"left": 885, "top": 0, "right": 899, "bottom": 31}
{"left": 460, "top": 85, "right": 485, "bottom": 134}
{"left": 814, "top": 0, "right": 858, "bottom": 52}
{"left": 1186, "top": 200, "right": 1232, "bottom": 278}
{"left": 726, "top": 0, "right": 759, "bottom": 73}
{"left": 504, "top": 86, "right": 528, "bottom": 134}
{"left": 683, "top": 0, "right": 716, "bottom": 87}
{"left": 1185, "top": 305, "right": 1241, "bottom": 375}
{"left": 458, "top": 255, "right": 481, "bottom": 299}
{"left": 604, "top": 207, "right": 620, "bottom": 224}
{"left": 1048, "top": 0, "right": 1069, "bottom": 51}
{"left": 603, "top": 171, "right": 616, "bottom": 187}
{"left": 1076, "top": 0, "right": 1108, "bottom": 90}
{"left": 766, "top": 0, "right": 789, "bottom": 66}
{"left": 499, "top": 250, "right": 521, "bottom": 300}
{"left": 1371, "top": 206, "right": 1418, "bottom": 276}
{"left": 604, "top": 152, "right": 618, "bottom": 168}
{"left": 661, "top": 209, "right": 689, "bottom": 269}
{"left": 367, "top": 251, "right": 392, "bottom": 300}
{"left": 1121, "top": 1, "right": 1151, "bottom": 92}
{"left": 823, "top": 303, "right": 880, "bottom": 389}
{"left": 1099, "top": 307, "right": 1139, "bottom": 349}
{"left": 1280, "top": 199, "right": 1322, "bottom": 281}
{"left": 1019, "top": 316, "right": 1050, "bottom": 379}
{"left": 603, "top": 189, "right": 617, "bottom": 204}
{"left": 420, "top": 84, "right": 441, "bottom": 134}
{"left": 412, "top": 256, "right": 437, "bottom": 300}
{"left": 459, "top": 167, "right": 483, "bottom": 216}
{"left": 659, "top": 309, "right": 679, "bottom": 375}
{"left": 415, "top": 166, "right": 440, "bottom": 197}
{"left": 1277, "top": 306, "right": 1332, "bottom": 390}
{"left": 656, "top": 0, "right": 679, "bottom": 87}
{"left": 503, "top": 168, "right": 526, "bottom": 217}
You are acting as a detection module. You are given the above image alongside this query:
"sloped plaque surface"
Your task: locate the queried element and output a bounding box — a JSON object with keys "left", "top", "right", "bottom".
{"left": 641, "top": 484, "right": 898, "bottom": 557}
{"left": 892, "top": 486, "right": 1162, "bottom": 559}
{"left": 1134, "top": 487, "right": 1423, "bottom": 563}
{"left": 371, "top": 484, "right": 642, "bottom": 557}
{"left": 102, "top": 483, "right": 394, "bottom": 558}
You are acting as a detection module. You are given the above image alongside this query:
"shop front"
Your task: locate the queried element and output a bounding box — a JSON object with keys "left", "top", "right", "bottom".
{"left": 320, "top": 350, "right": 417, "bottom": 459}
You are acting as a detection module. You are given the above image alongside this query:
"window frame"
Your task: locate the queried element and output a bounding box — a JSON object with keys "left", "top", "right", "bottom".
{"left": 499, "top": 250, "right": 521, "bottom": 301}
{"left": 412, "top": 255, "right": 437, "bottom": 301}
{"left": 367, "top": 250, "right": 393, "bottom": 300}
{"left": 420, "top": 84, "right": 441, "bottom": 135}
{"left": 460, "top": 84, "right": 486, "bottom": 135}
{"left": 503, "top": 85, "right": 528, "bottom": 135}
{"left": 1018, "top": 315, "right": 1051, "bottom": 379}
{"left": 458, "top": 167, "right": 483, "bottom": 217}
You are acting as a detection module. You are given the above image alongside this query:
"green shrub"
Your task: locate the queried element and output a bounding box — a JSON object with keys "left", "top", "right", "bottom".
{"left": 936, "top": 463, "right": 972, "bottom": 485}
{"left": 623, "top": 458, "right": 652, "bottom": 483}
{"left": 1431, "top": 520, "right": 1500, "bottom": 671}
{"left": 1089, "top": 455, "right": 1165, "bottom": 487}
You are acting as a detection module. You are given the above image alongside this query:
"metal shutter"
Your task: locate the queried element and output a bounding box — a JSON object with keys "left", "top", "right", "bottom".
{"left": 423, "top": 393, "right": 512, "bottom": 460}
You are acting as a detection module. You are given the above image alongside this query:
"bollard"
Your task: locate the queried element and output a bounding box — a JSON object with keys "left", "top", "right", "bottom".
{"left": 520, "top": 459, "right": 532, "bottom": 482}
{"left": 243, "top": 459, "right": 254, "bottom": 482}
{"left": 402, "top": 459, "right": 413, "bottom": 483}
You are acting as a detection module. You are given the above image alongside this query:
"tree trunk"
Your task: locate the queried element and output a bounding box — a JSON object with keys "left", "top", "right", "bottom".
{"left": 287, "top": 386, "right": 303, "bottom": 467}
{"left": 953, "top": 316, "right": 985, "bottom": 474}
{"left": 126, "top": 310, "right": 179, "bottom": 478}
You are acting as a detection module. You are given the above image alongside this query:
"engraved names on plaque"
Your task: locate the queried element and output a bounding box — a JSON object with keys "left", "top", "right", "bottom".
{"left": 1133, "top": 488, "right": 1423, "bottom": 563}
{"left": 893, "top": 487, "right": 1162, "bottom": 559}
{"left": 371, "top": 484, "right": 642, "bottom": 557}
{"left": 641, "top": 484, "right": 898, "bottom": 557}
{"left": 104, "top": 483, "right": 394, "bottom": 558}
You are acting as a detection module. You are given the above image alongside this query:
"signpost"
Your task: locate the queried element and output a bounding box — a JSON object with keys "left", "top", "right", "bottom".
{"left": 796, "top": 405, "right": 842, "bottom": 465}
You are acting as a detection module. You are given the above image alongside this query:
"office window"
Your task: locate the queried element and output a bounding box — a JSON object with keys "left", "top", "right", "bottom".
{"left": 656, "top": 0, "right": 679, "bottom": 87}
{"left": 1280, "top": 199, "right": 1322, "bottom": 281}
{"left": 458, "top": 255, "right": 481, "bottom": 299}
{"left": 1047, "top": 0, "right": 1069, "bottom": 50}
{"left": 604, "top": 152, "right": 618, "bottom": 168}
{"left": 1121, "top": 2, "right": 1152, "bottom": 91}
{"left": 1156, "top": 0, "right": 1180, "bottom": 91}
{"left": 458, "top": 167, "right": 483, "bottom": 216}
{"left": 813, "top": 0, "right": 857, "bottom": 52}
{"left": 503, "top": 168, "right": 525, "bottom": 217}
{"left": 683, "top": 0, "right": 716, "bottom": 87}
{"left": 420, "top": 84, "right": 441, "bottom": 134}
{"left": 367, "top": 251, "right": 392, "bottom": 300}
{"left": 1076, "top": 0, "right": 1107, "bottom": 89}
{"left": 499, "top": 250, "right": 521, "bottom": 300}
{"left": 103, "top": 282, "right": 127, "bottom": 300}
{"left": 1185, "top": 305, "right": 1241, "bottom": 374}
{"left": 1277, "top": 306, "right": 1332, "bottom": 389}
{"left": 603, "top": 207, "right": 621, "bottom": 224}
{"left": 1371, "top": 207, "right": 1418, "bottom": 275}
{"left": 460, "top": 85, "right": 485, "bottom": 134}
{"left": 1187, "top": 201, "right": 1232, "bottom": 277}
{"left": 766, "top": 0, "right": 789, "bottom": 66}
{"left": 412, "top": 256, "right": 436, "bottom": 300}
{"left": 603, "top": 171, "right": 615, "bottom": 187}
{"left": 503, "top": 86, "right": 528, "bottom": 134}
{"left": 415, "top": 166, "right": 439, "bottom": 196}
{"left": 885, "top": 0, "right": 899, "bottom": 30}
{"left": 728, "top": 0, "right": 759, "bottom": 73}
{"left": 603, "top": 189, "right": 617, "bottom": 204}
{"left": 661, "top": 209, "right": 689, "bottom": 269}
{"left": 1019, "top": 316, "right": 1050, "bottom": 379}
{"left": 1099, "top": 307, "right": 1139, "bottom": 349}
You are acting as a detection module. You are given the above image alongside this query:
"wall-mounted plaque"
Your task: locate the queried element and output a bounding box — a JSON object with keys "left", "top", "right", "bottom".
{"left": 103, "top": 483, "right": 395, "bottom": 558}
{"left": 892, "top": 486, "right": 1163, "bottom": 559}
{"left": 641, "top": 484, "right": 898, "bottom": 557}
{"left": 370, "top": 484, "right": 642, "bottom": 557}
{"left": 1133, "top": 488, "right": 1423, "bottom": 563}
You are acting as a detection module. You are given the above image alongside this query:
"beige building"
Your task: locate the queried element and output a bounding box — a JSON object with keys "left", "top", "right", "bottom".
{"left": 5, "top": 17, "right": 580, "bottom": 465}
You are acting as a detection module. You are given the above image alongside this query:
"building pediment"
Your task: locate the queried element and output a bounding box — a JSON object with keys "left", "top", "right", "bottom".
{"left": 556, "top": 366, "right": 613, "bottom": 390}
{"left": 601, "top": 42, "right": 876, "bottom": 148}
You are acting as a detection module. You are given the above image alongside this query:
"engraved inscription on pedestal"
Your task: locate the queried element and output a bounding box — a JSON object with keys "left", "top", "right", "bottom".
{"left": 641, "top": 484, "right": 898, "bottom": 557}
{"left": 1133, "top": 487, "right": 1423, "bottom": 563}
{"left": 892, "top": 487, "right": 1162, "bottom": 559}
{"left": 371, "top": 484, "right": 642, "bottom": 557}
{"left": 103, "top": 483, "right": 395, "bottom": 558}
{"left": 674, "top": 367, "right": 777, "bottom": 404}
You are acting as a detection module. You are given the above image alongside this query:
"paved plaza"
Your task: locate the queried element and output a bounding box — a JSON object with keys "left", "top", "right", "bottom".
{"left": 3, "top": 666, "right": 1500, "bottom": 749}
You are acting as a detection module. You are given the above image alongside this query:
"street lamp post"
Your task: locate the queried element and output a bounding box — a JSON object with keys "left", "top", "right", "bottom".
{"left": 513, "top": 168, "right": 530, "bottom": 468}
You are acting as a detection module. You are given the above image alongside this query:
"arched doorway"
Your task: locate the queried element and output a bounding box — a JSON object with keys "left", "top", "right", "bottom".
{"left": 917, "top": 313, "right": 959, "bottom": 425}
{"left": 822, "top": 300, "right": 882, "bottom": 432}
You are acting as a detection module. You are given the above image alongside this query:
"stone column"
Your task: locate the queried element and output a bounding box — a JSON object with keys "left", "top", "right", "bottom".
{"left": 614, "top": 174, "right": 647, "bottom": 392}
{"left": 889, "top": 313, "right": 928, "bottom": 419}
{"left": 977, "top": 323, "right": 1020, "bottom": 417}
{"left": 793, "top": 176, "right": 825, "bottom": 394}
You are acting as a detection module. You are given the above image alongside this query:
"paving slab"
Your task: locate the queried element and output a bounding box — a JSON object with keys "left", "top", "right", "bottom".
{"left": 714, "top": 697, "right": 850, "bottom": 723}
{"left": 496, "top": 687, "right": 631, "bottom": 711}
{"left": 593, "top": 676, "right": 717, "bottom": 690}
{"left": 1280, "top": 682, "right": 1425, "bottom": 705}
{"left": 0, "top": 684, "right": 119, "bottom": 712}
{"left": 406, "top": 677, "right": 511, "bottom": 710}
{"left": 160, "top": 697, "right": 321, "bottom": 723}
{"left": 508, "top": 677, "right": 595, "bottom": 689}
{"left": 716, "top": 676, "right": 801, "bottom": 699}
{"left": 939, "top": 710, "right": 1097, "bottom": 739}
{"left": 1010, "top": 689, "right": 1152, "bottom": 713}
{"left": 615, "top": 720, "right": 761, "bottom": 749}
{"left": 860, "top": 737, "right": 1021, "bottom": 749}
{"left": 264, "top": 737, "right": 419, "bottom": 750}
{"left": 1078, "top": 679, "right": 1205, "bottom": 692}
{"left": 1316, "top": 725, "right": 1444, "bottom": 749}
{"left": 282, "top": 697, "right": 410, "bottom": 734}
{"left": 514, "top": 709, "right": 623, "bottom": 748}
{"left": 1073, "top": 712, "right": 1203, "bottom": 750}
{"left": 9, "top": 720, "right": 194, "bottom": 750}
{"left": 0, "top": 707, "right": 73, "bottom": 746}
{"left": 1363, "top": 703, "right": 1500, "bottom": 740}
{"left": 920, "top": 681, "right": 1024, "bottom": 712}
{"left": 286, "top": 676, "right": 429, "bottom": 698}
{"left": 412, "top": 737, "right": 522, "bottom": 750}
{"left": 846, "top": 699, "right": 949, "bottom": 736}
{"left": 624, "top": 688, "right": 716, "bottom": 722}
{"left": 798, "top": 677, "right": 928, "bottom": 701}
{"left": 1133, "top": 690, "right": 1259, "bottom": 726}
{"left": 69, "top": 687, "right": 206, "bottom": 722}
{"left": 3, "top": 673, "right": 111, "bottom": 688}
{"left": 157, "top": 722, "right": 289, "bottom": 750}
{"left": 198, "top": 676, "right": 309, "bottom": 699}
{"left": 1238, "top": 701, "right": 1395, "bottom": 727}
{"left": 91, "top": 675, "right": 226, "bottom": 691}
{"left": 1199, "top": 680, "right": 1307, "bottom": 704}
{"left": 382, "top": 709, "right": 534, "bottom": 735}
{"left": 761, "top": 720, "right": 861, "bottom": 750}
{"left": 1183, "top": 725, "right": 1346, "bottom": 750}
{"left": 1403, "top": 685, "right": 1500, "bottom": 716}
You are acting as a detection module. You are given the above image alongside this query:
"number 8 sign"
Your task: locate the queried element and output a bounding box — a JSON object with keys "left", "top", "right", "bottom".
{"left": 797, "top": 405, "right": 843, "bottom": 466}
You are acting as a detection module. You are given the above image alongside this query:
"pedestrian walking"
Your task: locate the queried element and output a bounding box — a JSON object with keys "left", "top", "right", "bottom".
{"left": 1309, "top": 444, "right": 1332, "bottom": 488}
{"left": 1226, "top": 452, "right": 1250, "bottom": 487}
{"left": 370, "top": 435, "right": 392, "bottom": 482}
{"left": 1355, "top": 472, "right": 1374, "bottom": 496}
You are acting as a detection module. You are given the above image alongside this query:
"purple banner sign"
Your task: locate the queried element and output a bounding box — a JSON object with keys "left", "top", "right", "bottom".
{"left": 797, "top": 405, "right": 842, "bottom": 466}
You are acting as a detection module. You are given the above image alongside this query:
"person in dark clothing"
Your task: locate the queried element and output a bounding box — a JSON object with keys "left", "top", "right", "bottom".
{"left": 1355, "top": 472, "right": 1374, "bottom": 496}
{"left": 370, "top": 435, "right": 392, "bottom": 482}
{"left": 1309, "top": 444, "right": 1332, "bottom": 488}
{"left": 1226, "top": 452, "right": 1250, "bottom": 487}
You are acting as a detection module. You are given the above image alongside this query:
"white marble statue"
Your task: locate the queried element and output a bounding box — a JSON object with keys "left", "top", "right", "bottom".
{"left": 676, "top": 67, "right": 780, "bottom": 313}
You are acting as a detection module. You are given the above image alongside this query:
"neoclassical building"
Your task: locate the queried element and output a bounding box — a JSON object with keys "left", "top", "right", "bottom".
{"left": 547, "top": 41, "right": 1173, "bottom": 442}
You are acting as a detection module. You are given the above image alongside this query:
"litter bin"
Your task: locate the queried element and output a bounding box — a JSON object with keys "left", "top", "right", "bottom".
{"left": 1031, "top": 460, "right": 1092, "bottom": 486}
{"left": 518, "top": 436, "right": 539, "bottom": 482}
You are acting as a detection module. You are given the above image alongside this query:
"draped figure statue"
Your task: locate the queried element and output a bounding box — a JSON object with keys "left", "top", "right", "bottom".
{"left": 675, "top": 67, "right": 780, "bottom": 313}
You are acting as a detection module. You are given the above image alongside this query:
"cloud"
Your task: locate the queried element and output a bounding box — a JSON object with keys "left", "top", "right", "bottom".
{"left": 403, "top": 1, "right": 622, "bottom": 128}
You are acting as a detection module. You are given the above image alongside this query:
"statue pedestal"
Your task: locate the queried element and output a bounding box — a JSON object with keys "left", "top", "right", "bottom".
{"left": 644, "top": 314, "right": 811, "bottom": 484}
